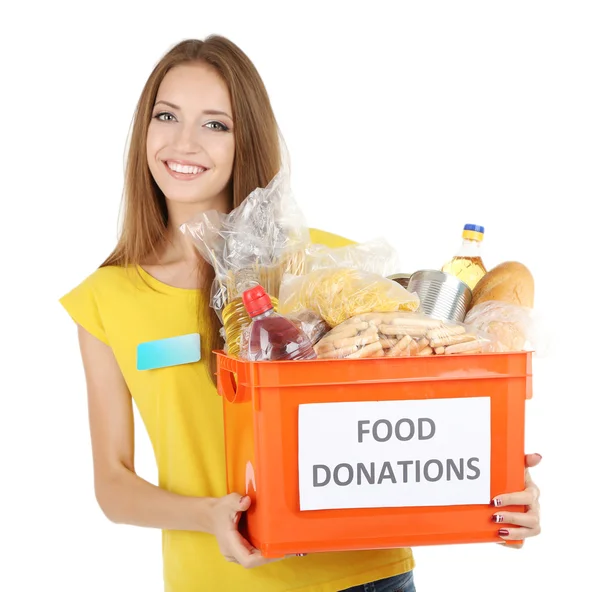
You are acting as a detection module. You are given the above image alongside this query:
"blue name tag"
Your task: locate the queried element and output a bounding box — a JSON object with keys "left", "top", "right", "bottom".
{"left": 137, "top": 333, "right": 201, "bottom": 371}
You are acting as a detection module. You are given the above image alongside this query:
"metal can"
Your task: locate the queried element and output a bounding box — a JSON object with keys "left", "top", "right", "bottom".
{"left": 407, "top": 270, "right": 472, "bottom": 323}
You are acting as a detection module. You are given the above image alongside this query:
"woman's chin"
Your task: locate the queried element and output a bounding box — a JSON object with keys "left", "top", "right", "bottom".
{"left": 163, "top": 191, "right": 229, "bottom": 213}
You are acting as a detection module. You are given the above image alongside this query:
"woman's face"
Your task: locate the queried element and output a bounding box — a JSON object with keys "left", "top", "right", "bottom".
{"left": 147, "top": 62, "right": 235, "bottom": 212}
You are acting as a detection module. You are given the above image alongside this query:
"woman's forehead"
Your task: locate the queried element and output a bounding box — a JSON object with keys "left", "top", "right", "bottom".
{"left": 156, "top": 63, "right": 232, "bottom": 114}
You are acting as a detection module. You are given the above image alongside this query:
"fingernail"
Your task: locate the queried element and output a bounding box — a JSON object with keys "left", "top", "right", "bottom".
{"left": 296, "top": 553, "right": 307, "bottom": 557}
{"left": 492, "top": 498, "right": 502, "bottom": 507}
{"left": 240, "top": 496, "right": 247, "bottom": 504}
{"left": 535, "top": 453, "right": 542, "bottom": 460}
{"left": 498, "top": 529, "right": 510, "bottom": 536}
{"left": 492, "top": 514, "right": 504, "bottom": 523}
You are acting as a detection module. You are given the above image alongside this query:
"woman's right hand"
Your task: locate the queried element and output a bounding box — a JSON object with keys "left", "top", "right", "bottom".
{"left": 208, "top": 493, "right": 279, "bottom": 569}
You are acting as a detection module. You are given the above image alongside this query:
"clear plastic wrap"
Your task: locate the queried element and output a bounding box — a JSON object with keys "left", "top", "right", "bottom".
{"left": 463, "top": 300, "right": 539, "bottom": 352}
{"left": 286, "top": 310, "right": 331, "bottom": 346}
{"left": 305, "top": 237, "right": 401, "bottom": 277}
{"left": 180, "top": 169, "right": 309, "bottom": 309}
{"left": 314, "top": 311, "right": 502, "bottom": 359}
{"left": 279, "top": 269, "right": 420, "bottom": 328}
{"left": 180, "top": 169, "right": 310, "bottom": 357}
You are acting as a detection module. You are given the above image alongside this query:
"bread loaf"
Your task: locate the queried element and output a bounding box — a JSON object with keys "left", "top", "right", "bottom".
{"left": 470, "top": 261, "right": 534, "bottom": 309}
{"left": 465, "top": 262, "right": 535, "bottom": 351}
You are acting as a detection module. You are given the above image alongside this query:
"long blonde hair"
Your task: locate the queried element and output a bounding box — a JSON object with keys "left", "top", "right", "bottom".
{"left": 101, "top": 36, "right": 281, "bottom": 383}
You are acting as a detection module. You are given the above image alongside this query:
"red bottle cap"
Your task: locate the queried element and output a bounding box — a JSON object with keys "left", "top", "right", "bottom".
{"left": 242, "top": 285, "right": 273, "bottom": 317}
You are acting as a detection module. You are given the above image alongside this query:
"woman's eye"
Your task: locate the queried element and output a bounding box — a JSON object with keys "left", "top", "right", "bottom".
{"left": 154, "top": 112, "right": 176, "bottom": 122}
{"left": 205, "top": 121, "right": 229, "bottom": 132}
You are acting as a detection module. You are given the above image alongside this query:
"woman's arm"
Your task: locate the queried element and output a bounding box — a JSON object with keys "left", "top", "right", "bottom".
{"left": 76, "top": 325, "right": 277, "bottom": 568}
{"left": 77, "top": 324, "right": 212, "bottom": 532}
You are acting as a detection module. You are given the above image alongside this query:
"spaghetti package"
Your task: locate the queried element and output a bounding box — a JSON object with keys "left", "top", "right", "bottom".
{"left": 180, "top": 170, "right": 310, "bottom": 357}
{"left": 180, "top": 169, "right": 310, "bottom": 315}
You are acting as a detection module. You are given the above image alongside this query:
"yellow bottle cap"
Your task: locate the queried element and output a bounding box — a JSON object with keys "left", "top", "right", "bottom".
{"left": 462, "top": 230, "right": 484, "bottom": 242}
{"left": 462, "top": 224, "right": 485, "bottom": 242}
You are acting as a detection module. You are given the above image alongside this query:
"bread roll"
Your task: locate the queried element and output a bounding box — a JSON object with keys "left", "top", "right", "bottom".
{"left": 470, "top": 261, "right": 534, "bottom": 309}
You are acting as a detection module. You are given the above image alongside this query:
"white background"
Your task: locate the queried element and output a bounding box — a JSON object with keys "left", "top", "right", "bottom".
{"left": 2, "top": 1, "right": 598, "bottom": 590}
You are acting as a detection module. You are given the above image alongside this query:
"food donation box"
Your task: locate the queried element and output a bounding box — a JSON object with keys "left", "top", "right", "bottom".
{"left": 216, "top": 349, "right": 532, "bottom": 557}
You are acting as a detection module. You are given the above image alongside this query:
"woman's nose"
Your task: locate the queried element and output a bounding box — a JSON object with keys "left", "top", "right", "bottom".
{"left": 174, "top": 123, "right": 201, "bottom": 153}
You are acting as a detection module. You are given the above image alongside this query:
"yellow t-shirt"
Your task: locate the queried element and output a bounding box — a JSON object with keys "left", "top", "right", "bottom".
{"left": 59, "top": 228, "right": 415, "bottom": 592}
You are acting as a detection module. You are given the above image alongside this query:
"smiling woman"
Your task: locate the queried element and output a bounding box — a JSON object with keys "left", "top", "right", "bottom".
{"left": 59, "top": 36, "right": 417, "bottom": 592}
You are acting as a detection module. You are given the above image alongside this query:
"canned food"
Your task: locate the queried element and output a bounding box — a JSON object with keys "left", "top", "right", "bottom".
{"left": 407, "top": 270, "right": 472, "bottom": 323}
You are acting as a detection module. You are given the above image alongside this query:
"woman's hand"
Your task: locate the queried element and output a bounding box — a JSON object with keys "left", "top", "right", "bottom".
{"left": 208, "top": 493, "right": 282, "bottom": 568}
{"left": 492, "top": 453, "right": 542, "bottom": 548}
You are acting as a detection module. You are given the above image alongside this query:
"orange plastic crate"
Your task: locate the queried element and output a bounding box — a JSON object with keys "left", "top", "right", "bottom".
{"left": 216, "top": 350, "right": 533, "bottom": 558}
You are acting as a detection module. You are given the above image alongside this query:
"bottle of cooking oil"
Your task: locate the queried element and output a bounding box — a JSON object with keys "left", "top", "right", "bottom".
{"left": 441, "top": 224, "right": 487, "bottom": 290}
{"left": 221, "top": 268, "right": 279, "bottom": 358}
{"left": 222, "top": 297, "right": 251, "bottom": 359}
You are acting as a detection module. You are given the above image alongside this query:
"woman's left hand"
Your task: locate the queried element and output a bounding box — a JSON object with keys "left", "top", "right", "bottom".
{"left": 492, "top": 453, "right": 542, "bottom": 548}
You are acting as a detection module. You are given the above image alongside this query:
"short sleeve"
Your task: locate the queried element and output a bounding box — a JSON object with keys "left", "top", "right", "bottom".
{"left": 59, "top": 274, "right": 110, "bottom": 345}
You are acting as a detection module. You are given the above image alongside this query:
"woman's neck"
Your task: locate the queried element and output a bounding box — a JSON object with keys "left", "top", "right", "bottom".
{"left": 148, "top": 192, "right": 230, "bottom": 267}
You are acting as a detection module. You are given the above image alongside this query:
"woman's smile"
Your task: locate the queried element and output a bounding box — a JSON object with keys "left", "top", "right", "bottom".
{"left": 163, "top": 159, "right": 209, "bottom": 180}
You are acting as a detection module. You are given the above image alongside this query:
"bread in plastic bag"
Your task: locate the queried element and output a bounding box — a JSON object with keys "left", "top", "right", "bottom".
{"left": 463, "top": 300, "right": 538, "bottom": 352}
{"left": 279, "top": 268, "right": 420, "bottom": 328}
{"left": 314, "top": 311, "right": 502, "bottom": 359}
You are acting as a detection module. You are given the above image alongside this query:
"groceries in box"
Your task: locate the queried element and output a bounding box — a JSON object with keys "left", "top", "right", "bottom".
{"left": 180, "top": 169, "right": 540, "bottom": 556}
{"left": 180, "top": 170, "right": 540, "bottom": 362}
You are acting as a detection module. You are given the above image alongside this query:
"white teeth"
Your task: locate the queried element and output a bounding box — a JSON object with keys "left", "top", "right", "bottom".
{"left": 167, "top": 162, "right": 205, "bottom": 174}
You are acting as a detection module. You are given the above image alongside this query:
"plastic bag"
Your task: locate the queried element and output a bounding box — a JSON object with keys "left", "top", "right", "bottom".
{"left": 179, "top": 169, "right": 311, "bottom": 358}
{"left": 314, "top": 311, "right": 502, "bottom": 359}
{"left": 279, "top": 268, "right": 420, "bottom": 328}
{"left": 463, "top": 300, "right": 540, "bottom": 352}
{"left": 305, "top": 237, "right": 401, "bottom": 277}
{"left": 180, "top": 171, "right": 310, "bottom": 306}
{"left": 180, "top": 169, "right": 310, "bottom": 315}
{"left": 286, "top": 310, "right": 331, "bottom": 346}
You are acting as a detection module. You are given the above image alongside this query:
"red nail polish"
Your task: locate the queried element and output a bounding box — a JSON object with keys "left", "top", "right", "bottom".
{"left": 498, "top": 529, "right": 509, "bottom": 536}
{"left": 492, "top": 514, "right": 504, "bottom": 523}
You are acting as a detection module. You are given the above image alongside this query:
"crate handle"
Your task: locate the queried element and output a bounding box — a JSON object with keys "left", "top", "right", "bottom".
{"left": 218, "top": 359, "right": 249, "bottom": 404}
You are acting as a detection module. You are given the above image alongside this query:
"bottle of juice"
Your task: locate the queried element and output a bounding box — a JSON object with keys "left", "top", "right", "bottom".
{"left": 441, "top": 224, "right": 487, "bottom": 290}
{"left": 241, "top": 285, "right": 317, "bottom": 362}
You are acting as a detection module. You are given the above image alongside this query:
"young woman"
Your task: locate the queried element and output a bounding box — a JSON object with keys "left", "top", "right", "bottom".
{"left": 60, "top": 36, "right": 542, "bottom": 592}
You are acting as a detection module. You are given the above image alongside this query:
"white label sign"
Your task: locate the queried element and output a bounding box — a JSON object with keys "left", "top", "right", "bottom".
{"left": 298, "top": 398, "right": 491, "bottom": 511}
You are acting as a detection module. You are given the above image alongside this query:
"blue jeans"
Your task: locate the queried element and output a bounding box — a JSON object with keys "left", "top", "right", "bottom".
{"left": 339, "top": 570, "right": 416, "bottom": 592}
